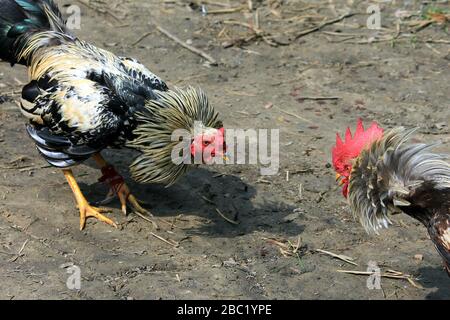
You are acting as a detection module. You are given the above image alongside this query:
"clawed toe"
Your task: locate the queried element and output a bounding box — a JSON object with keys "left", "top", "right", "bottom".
{"left": 79, "top": 202, "right": 118, "bottom": 230}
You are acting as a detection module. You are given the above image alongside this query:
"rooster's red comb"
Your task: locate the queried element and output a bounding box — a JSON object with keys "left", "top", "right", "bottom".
{"left": 332, "top": 119, "right": 384, "bottom": 171}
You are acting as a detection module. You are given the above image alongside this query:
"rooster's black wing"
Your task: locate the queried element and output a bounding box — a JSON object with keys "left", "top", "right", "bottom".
{"left": 22, "top": 75, "right": 137, "bottom": 168}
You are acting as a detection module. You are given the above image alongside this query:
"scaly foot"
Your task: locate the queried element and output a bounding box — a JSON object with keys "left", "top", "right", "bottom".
{"left": 63, "top": 169, "right": 118, "bottom": 231}
{"left": 78, "top": 201, "right": 117, "bottom": 231}
{"left": 98, "top": 165, "right": 158, "bottom": 229}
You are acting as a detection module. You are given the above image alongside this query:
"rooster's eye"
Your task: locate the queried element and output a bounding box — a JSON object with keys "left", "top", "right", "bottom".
{"left": 203, "top": 141, "right": 210, "bottom": 147}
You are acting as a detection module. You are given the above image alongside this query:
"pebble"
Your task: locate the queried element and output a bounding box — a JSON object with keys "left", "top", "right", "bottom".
{"left": 414, "top": 254, "right": 423, "bottom": 261}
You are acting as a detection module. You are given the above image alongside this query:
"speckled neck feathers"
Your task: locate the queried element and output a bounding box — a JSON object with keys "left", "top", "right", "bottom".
{"left": 126, "top": 87, "right": 222, "bottom": 186}
{"left": 348, "top": 127, "right": 450, "bottom": 234}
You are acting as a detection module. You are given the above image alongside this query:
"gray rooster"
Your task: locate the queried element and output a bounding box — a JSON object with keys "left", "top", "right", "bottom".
{"left": 333, "top": 119, "right": 450, "bottom": 275}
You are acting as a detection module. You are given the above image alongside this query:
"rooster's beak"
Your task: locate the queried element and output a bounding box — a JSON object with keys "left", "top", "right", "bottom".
{"left": 336, "top": 173, "right": 345, "bottom": 186}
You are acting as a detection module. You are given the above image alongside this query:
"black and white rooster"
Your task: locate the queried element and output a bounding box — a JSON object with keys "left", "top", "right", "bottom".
{"left": 0, "top": 0, "right": 226, "bottom": 230}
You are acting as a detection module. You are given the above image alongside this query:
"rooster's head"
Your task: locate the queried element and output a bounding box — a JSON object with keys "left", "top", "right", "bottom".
{"left": 332, "top": 119, "right": 384, "bottom": 197}
{"left": 127, "top": 87, "right": 226, "bottom": 186}
{"left": 190, "top": 126, "right": 226, "bottom": 164}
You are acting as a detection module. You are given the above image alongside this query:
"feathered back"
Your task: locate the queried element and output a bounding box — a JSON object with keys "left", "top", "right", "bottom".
{"left": 126, "top": 87, "right": 222, "bottom": 186}
{"left": 348, "top": 127, "right": 450, "bottom": 234}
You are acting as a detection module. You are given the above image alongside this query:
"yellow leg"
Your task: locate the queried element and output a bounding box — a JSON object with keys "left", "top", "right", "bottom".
{"left": 92, "top": 153, "right": 108, "bottom": 168}
{"left": 63, "top": 169, "right": 118, "bottom": 230}
{"left": 92, "top": 153, "right": 156, "bottom": 227}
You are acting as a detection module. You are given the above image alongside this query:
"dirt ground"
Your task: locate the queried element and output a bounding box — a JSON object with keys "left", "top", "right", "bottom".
{"left": 0, "top": 0, "right": 449, "bottom": 300}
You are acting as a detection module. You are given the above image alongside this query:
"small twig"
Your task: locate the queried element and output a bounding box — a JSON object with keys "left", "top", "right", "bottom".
{"left": 133, "top": 211, "right": 159, "bottom": 230}
{"left": 294, "top": 12, "right": 355, "bottom": 40}
{"left": 207, "top": 6, "right": 245, "bottom": 14}
{"left": 150, "top": 232, "right": 179, "bottom": 248}
{"left": 222, "top": 20, "right": 279, "bottom": 47}
{"left": 221, "top": 34, "right": 258, "bottom": 48}
{"left": 223, "top": 20, "right": 257, "bottom": 30}
{"left": 425, "top": 43, "right": 442, "bottom": 55}
{"left": 9, "top": 156, "right": 29, "bottom": 164}
{"left": 201, "top": 196, "right": 215, "bottom": 205}
{"left": 322, "top": 31, "right": 364, "bottom": 37}
{"left": 411, "top": 20, "right": 434, "bottom": 33}
{"left": 213, "top": 173, "right": 226, "bottom": 178}
{"left": 296, "top": 96, "right": 340, "bottom": 101}
{"left": 8, "top": 239, "right": 29, "bottom": 262}
{"left": 17, "top": 239, "right": 28, "bottom": 255}
{"left": 256, "top": 178, "right": 272, "bottom": 184}
{"left": 263, "top": 238, "right": 294, "bottom": 258}
{"left": 264, "top": 237, "right": 304, "bottom": 258}
{"left": 194, "top": 0, "right": 231, "bottom": 7}
{"left": 288, "top": 236, "right": 302, "bottom": 255}
{"left": 19, "top": 165, "right": 52, "bottom": 172}
{"left": 0, "top": 164, "right": 51, "bottom": 172}
{"left": 264, "top": 238, "right": 289, "bottom": 249}
{"left": 326, "top": 35, "right": 359, "bottom": 43}
{"left": 155, "top": 24, "right": 217, "bottom": 65}
{"left": 275, "top": 106, "right": 312, "bottom": 123}
{"left": 215, "top": 208, "right": 239, "bottom": 225}
{"left": 315, "top": 249, "right": 358, "bottom": 266}
{"left": 131, "top": 32, "right": 153, "bottom": 46}
{"left": 337, "top": 269, "right": 423, "bottom": 289}
{"left": 423, "top": 39, "right": 450, "bottom": 44}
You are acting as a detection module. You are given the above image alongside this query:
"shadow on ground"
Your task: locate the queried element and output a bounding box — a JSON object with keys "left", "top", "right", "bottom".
{"left": 419, "top": 266, "right": 450, "bottom": 300}
{"left": 78, "top": 149, "right": 301, "bottom": 238}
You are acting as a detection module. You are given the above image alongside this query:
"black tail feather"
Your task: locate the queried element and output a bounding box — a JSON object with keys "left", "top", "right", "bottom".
{"left": 26, "top": 124, "right": 101, "bottom": 168}
{"left": 0, "top": 0, "right": 66, "bottom": 64}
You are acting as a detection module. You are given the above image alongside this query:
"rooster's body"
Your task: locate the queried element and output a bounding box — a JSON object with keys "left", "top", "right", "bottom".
{"left": 0, "top": 0, "right": 225, "bottom": 229}
{"left": 2, "top": 0, "right": 167, "bottom": 167}
{"left": 333, "top": 121, "right": 450, "bottom": 275}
